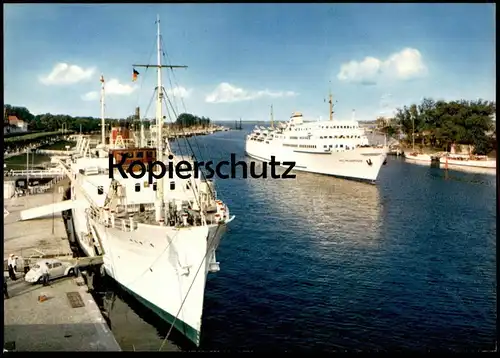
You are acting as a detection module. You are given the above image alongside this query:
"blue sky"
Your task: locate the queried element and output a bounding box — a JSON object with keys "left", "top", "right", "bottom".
{"left": 4, "top": 3, "right": 496, "bottom": 122}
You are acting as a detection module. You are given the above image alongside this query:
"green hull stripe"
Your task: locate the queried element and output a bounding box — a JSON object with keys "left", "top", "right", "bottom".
{"left": 115, "top": 280, "right": 201, "bottom": 347}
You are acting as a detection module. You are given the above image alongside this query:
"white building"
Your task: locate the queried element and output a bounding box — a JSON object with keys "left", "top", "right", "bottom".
{"left": 4, "top": 115, "right": 28, "bottom": 134}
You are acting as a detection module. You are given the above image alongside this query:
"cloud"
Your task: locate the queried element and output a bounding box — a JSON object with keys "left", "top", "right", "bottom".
{"left": 205, "top": 82, "right": 297, "bottom": 103}
{"left": 337, "top": 48, "right": 428, "bottom": 85}
{"left": 166, "top": 86, "right": 192, "bottom": 98}
{"left": 81, "top": 78, "right": 137, "bottom": 101}
{"left": 39, "top": 63, "right": 96, "bottom": 85}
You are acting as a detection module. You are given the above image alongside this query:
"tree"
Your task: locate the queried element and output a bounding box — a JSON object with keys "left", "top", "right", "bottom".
{"left": 176, "top": 113, "right": 211, "bottom": 128}
{"left": 3, "top": 104, "right": 213, "bottom": 137}
{"left": 393, "top": 98, "right": 495, "bottom": 154}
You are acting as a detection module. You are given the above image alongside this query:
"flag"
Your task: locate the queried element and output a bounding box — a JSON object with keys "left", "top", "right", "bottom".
{"left": 132, "top": 69, "right": 139, "bottom": 82}
{"left": 100, "top": 75, "right": 105, "bottom": 83}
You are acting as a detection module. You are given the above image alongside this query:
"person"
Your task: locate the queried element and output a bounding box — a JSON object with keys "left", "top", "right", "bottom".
{"left": 13, "top": 256, "right": 18, "bottom": 272}
{"left": 4, "top": 280, "right": 9, "bottom": 299}
{"left": 41, "top": 262, "right": 50, "bottom": 286}
{"left": 7, "top": 254, "right": 16, "bottom": 281}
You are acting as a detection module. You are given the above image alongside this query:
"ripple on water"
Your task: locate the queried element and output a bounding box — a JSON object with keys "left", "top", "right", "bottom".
{"left": 98, "top": 130, "right": 496, "bottom": 351}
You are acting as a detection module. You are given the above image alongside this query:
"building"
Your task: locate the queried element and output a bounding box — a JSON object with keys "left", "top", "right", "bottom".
{"left": 4, "top": 115, "right": 28, "bottom": 134}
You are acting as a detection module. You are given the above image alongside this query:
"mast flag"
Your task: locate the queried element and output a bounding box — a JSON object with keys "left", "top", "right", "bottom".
{"left": 100, "top": 75, "right": 105, "bottom": 83}
{"left": 132, "top": 69, "right": 139, "bottom": 82}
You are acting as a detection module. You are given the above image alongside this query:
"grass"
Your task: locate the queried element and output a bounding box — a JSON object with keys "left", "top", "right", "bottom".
{"left": 4, "top": 140, "right": 76, "bottom": 170}
{"left": 4, "top": 153, "right": 50, "bottom": 169}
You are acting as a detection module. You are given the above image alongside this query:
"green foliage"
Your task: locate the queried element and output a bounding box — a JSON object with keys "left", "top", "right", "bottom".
{"left": 4, "top": 105, "right": 210, "bottom": 135}
{"left": 381, "top": 125, "right": 396, "bottom": 137}
{"left": 176, "top": 113, "right": 211, "bottom": 128}
{"left": 392, "top": 98, "right": 495, "bottom": 155}
{"left": 4, "top": 104, "right": 109, "bottom": 133}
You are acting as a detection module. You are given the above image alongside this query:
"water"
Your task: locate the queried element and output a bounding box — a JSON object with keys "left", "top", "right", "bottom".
{"left": 94, "top": 125, "right": 496, "bottom": 352}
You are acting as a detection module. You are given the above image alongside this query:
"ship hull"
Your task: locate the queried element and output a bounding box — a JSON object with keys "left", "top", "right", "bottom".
{"left": 70, "top": 189, "right": 229, "bottom": 346}
{"left": 405, "top": 154, "right": 432, "bottom": 162}
{"left": 439, "top": 157, "right": 496, "bottom": 168}
{"left": 245, "top": 139, "right": 387, "bottom": 182}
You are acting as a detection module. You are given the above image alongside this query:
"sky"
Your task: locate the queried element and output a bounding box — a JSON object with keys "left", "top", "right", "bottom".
{"left": 4, "top": 3, "right": 496, "bottom": 122}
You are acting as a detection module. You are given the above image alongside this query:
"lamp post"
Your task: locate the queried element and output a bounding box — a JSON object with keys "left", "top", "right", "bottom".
{"left": 26, "top": 148, "right": 30, "bottom": 196}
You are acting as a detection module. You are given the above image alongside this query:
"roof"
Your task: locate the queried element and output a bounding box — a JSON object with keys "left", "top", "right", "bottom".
{"left": 8, "top": 116, "right": 24, "bottom": 125}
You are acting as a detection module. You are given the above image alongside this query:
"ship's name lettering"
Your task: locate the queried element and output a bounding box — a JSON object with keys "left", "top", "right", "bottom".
{"left": 340, "top": 159, "right": 363, "bottom": 162}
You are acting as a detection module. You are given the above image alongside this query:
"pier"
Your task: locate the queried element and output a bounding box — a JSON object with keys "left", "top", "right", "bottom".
{"left": 3, "top": 181, "right": 121, "bottom": 352}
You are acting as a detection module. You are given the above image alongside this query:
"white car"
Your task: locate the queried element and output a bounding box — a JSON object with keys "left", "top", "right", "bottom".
{"left": 24, "top": 259, "right": 76, "bottom": 284}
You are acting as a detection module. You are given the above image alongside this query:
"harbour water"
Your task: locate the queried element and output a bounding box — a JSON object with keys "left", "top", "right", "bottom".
{"left": 92, "top": 124, "right": 496, "bottom": 351}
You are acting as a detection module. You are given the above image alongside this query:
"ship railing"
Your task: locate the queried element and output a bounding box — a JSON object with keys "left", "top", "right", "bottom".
{"left": 5, "top": 169, "right": 65, "bottom": 178}
{"left": 86, "top": 207, "right": 139, "bottom": 232}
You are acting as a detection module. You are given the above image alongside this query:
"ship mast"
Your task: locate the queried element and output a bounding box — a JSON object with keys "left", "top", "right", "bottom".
{"left": 138, "top": 107, "right": 145, "bottom": 147}
{"left": 132, "top": 15, "right": 187, "bottom": 224}
{"left": 156, "top": 16, "right": 164, "bottom": 183}
{"left": 100, "top": 74, "right": 105, "bottom": 146}
{"left": 328, "top": 88, "right": 333, "bottom": 121}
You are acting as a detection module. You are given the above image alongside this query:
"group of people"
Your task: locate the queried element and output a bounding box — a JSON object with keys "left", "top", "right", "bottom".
{"left": 7, "top": 254, "right": 18, "bottom": 280}
{"left": 4, "top": 254, "right": 18, "bottom": 299}
{"left": 4, "top": 254, "right": 51, "bottom": 300}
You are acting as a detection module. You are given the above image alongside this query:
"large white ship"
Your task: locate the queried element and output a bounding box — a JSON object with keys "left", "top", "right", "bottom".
{"left": 59, "top": 16, "right": 234, "bottom": 347}
{"left": 245, "top": 96, "right": 388, "bottom": 182}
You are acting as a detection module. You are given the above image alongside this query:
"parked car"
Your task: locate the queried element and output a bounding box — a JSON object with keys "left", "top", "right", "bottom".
{"left": 24, "top": 259, "right": 76, "bottom": 284}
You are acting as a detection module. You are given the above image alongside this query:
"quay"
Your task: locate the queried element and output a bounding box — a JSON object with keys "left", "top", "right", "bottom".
{"left": 4, "top": 169, "right": 65, "bottom": 199}
{"left": 4, "top": 275, "right": 120, "bottom": 351}
{"left": 4, "top": 181, "right": 121, "bottom": 352}
{"left": 5, "top": 169, "right": 64, "bottom": 179}
{"left": 165, "top": 127, "right": 226, "bottom": 139}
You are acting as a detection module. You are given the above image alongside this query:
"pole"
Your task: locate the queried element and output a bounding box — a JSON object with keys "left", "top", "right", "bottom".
{"left": 156, "top": 15, "right": 165, "bottom": 224}
{"left": 270, "top": 105, "right": 274, "bottom": 128}
{"left": 26, "top": 149, "right": 29, "bottom": 196}
{"left": 100, "top": 75, "right": 106, "bottom": 146}
{"left": 52, "top": 185, "right": 55, "bottom": 234}
{"left": 329, "top": 90, "right": 333, "bottom": 121}
{"left": 412, "top": 112, "right": 415, "bottom": 152}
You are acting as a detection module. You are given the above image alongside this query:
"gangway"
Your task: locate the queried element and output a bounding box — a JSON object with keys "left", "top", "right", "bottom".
{"left": 69, "top": 255, "right": 104, "bottom": 269}
{"left": 20, "top": 200, "right": 82, "bottom": 221}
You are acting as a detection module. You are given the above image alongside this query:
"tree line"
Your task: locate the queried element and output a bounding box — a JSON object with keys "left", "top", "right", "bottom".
{"left": 175, "top": 113, "right": 211, "bottom": 129}
{"left": 4, "top": 105, "right": 211, "bottom": 134}
{"left": 378, "top": 98, "right": 496, "bottom": 155}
